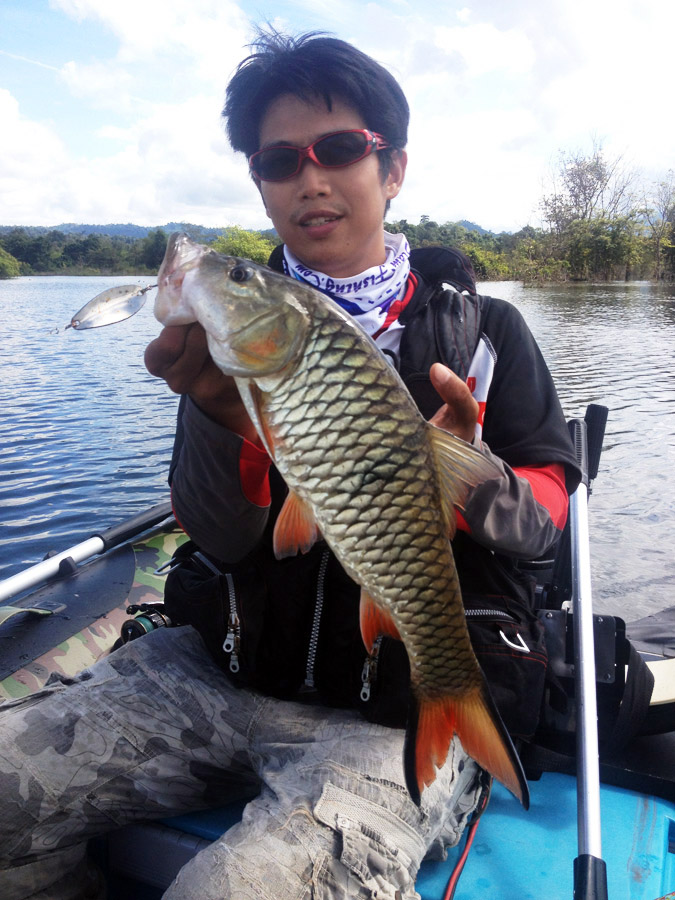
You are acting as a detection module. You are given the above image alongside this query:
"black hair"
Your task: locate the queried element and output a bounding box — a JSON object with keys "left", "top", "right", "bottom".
{"left": 223, "top": 29, "right": 409, "bottom": 167}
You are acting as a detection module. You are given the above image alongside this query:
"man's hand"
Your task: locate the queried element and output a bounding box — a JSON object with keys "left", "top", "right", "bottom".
{"left": 428, "top": 362, "right": 479, "bottom": 443}
{"left": 145, "top": 323, "right": 258, "bottom": 442}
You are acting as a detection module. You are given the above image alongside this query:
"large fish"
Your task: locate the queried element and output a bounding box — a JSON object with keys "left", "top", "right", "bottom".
{"left": 155, "top": 232, "right": 529, "bottom": 808}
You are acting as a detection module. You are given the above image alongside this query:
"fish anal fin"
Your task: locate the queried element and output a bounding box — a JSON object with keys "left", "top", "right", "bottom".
{"left": 273, "top": 490, "right": 320, "bottom": 559}
{"left": 404, "top": 683, "right": 529, "bottom": 809}
{"left": 359, "top": 589, "right": 401, "bottom": 651}
{"left": 426, "top": 425, "right": 501, "bottom": 534}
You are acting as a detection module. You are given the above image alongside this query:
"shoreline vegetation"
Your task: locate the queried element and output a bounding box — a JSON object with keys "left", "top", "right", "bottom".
{"left": 2, "top": 150, "right": 673, "bottom": 284}
{"left": 1, "top": 215, "right": 673, "bottom": 285}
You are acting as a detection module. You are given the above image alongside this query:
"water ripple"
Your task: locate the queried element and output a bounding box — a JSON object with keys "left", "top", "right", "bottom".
{"left": 2, "top": 276, "right": 674, "bottom": 618}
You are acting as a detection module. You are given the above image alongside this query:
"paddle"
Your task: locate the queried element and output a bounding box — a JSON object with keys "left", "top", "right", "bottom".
{"left": 0, "top": 501, "right": 174, "bottom": 604}
{"left": 568, "top": 405, "right": 609, "bottom": 900}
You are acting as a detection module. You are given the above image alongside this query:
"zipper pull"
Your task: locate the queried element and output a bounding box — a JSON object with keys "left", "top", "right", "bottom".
{"left": 360, "top": 636, "right": 383, "bottom": 702}
{"left": 360, "top": 657, "right": 373, "bottom": 701}
{"left": 223, "top": 612, "right": 241, "bottom": 672}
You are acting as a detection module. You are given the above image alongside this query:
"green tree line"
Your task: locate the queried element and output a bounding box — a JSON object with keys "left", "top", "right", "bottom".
{"left": 0, "top": 226, "right": 277, "bottom": 279}
{"left": 387, "top": 151, "right": 674, "bottom": 283}
{"left": 2, "top": 149, "right": 673, "bottom": 282}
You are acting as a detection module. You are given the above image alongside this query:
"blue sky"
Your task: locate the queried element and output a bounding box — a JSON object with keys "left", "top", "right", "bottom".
{"left": 1, "top": 0, "right": 672, "bottom": 233}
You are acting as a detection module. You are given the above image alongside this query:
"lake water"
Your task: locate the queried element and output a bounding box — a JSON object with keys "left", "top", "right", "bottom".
{"left": 1, "top": 275, "right": 674, "bottom": 619}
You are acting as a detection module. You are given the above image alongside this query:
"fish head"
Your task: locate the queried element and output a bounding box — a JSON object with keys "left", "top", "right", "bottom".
{"left": 155, "top": 233, "right": 310, "bottom": 378}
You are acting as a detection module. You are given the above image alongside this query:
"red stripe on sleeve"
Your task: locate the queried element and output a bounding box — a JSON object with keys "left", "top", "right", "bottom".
{"left": 454, "top": 462, "right": 569, "bottom": 535}
{"left": 239, "top": 438, "right": 272, "bottom": 506}
{"left": 512, "top": 462, "right": 569, "bottom": 530}
{"left": 455, "top": 510, "right": 470, "bottom": 533}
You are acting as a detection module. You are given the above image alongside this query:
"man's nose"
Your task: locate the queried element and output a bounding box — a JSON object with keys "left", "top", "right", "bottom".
{"left": 295, "top": 159, "right": 332, "bottom": 197}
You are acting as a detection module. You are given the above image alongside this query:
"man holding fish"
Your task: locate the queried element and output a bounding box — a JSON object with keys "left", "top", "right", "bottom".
{"left": 0, "top": 30, "right": 579, "bottom": 900}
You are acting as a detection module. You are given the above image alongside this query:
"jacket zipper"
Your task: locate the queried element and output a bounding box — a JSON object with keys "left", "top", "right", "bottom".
{"left": 465, "top": 607, "right": 530, "bottom": 653}
{"left": 465, "top": 607, "right": 517, "bottom": 622}
{"left": 222, "top": 572, "right": 240, "bottom": 673}
{"left": 360, "top": 634, "right": 383, "bottom": 701}
{"left": 305, "top": 549, "right": 330, "bottom": 689}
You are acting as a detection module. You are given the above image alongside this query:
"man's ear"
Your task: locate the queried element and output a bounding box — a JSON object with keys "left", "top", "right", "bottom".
{"left": 385, "top": 149, "right": 407, "bottom": 200}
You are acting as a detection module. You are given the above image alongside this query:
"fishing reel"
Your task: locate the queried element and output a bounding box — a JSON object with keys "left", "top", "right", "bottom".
{"left": 119, "top": 602, "right": 173, "bottom": 644}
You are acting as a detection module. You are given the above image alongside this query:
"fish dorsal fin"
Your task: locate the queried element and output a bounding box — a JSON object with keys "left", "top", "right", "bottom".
{"left": 359, "top": 589, "right": 401, "bottom": 651}
{"left": 273, "top": 490, "right": 321, "bottom": 559}
{"left": 426, "top": 424, "right": 501, "bottom": 536}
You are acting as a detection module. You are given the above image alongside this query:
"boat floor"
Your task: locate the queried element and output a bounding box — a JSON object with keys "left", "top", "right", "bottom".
{"left": 97, "top": 772, "right": 675, "bottom": 899}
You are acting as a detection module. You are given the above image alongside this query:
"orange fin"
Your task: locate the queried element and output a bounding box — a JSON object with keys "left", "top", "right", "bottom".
{"left": 273, "top": 490, "right": 320, "bottom": 559}
{"left": 404, "top": 680, "right": 529, "bottom": 809}
{"left": 426, "top": 424, "right": 501, "bottom": 537}
{"left": 359, "top": 589, "right": 401, "bottom": 651}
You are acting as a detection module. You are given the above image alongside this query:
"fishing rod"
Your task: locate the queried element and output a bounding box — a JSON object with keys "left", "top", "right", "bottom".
{"left": 568, "top": 404, "right": 609, "bottom": 900}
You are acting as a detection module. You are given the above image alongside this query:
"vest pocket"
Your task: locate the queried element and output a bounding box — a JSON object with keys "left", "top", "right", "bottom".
{"left": 162, "top": 541, "right": 263, "bottom": 681}
{"left": 464, "top": 596, "right": 548, "bottom": 739}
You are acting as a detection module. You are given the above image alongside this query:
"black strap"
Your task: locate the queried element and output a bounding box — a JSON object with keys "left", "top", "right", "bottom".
{"left": 604, "top": 642, "right": 654, "bottom": 749}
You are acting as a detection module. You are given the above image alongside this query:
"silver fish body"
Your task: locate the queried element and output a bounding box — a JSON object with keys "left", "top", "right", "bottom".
{"left": 155, "top": 233, "right": 529, "bottom": 807}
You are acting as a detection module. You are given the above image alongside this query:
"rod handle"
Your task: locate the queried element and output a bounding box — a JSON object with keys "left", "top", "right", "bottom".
{"left": 573, "top": 854, "right": 608, "bottom": 900}
{"left": 584, "top": 404, "right": 608, "bottom": 484}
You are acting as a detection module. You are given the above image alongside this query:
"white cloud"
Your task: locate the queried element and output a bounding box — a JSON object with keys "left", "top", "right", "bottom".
{"left": 3, "top": 0, "right": 674, "bottom": 231}
{"left": 432, "top": 21, "right": 535, "bottom": 77}
{"left": 0, "top": 90, "right": 72, "bottom": 224}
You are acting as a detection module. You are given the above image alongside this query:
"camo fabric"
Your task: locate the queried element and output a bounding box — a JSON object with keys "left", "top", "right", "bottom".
{"left": 0, "top": 527, "right": 188, "bottom": 701}
{"left": 0, "top": 625, "right": 481, "bottom": 900}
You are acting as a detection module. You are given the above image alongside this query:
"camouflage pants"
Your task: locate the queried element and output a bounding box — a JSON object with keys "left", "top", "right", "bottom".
{"left": 0, "top": 626, "right": 482, "bottom": 900}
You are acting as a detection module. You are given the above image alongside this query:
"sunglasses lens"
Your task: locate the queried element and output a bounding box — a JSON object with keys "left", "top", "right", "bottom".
{"left": 251, "top": 131, "right": 377, "bottom": 181}
{"left": 314, "top": 131, "right": 370, "bottom": 166}
{"left": 251, "top": 147, "right": 300, "bottom": 181}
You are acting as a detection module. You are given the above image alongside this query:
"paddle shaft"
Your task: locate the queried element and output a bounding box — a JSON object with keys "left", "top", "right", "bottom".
{"left": 0, "top": 501, "right": 174, "bottom": 604}
{"left": 569, "top": 414, "right": 608, "bottom": 900}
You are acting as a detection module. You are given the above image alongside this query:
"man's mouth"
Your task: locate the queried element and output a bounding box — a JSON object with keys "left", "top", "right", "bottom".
{"left": 299, "top": 214, "right": 342, "bottom": 227}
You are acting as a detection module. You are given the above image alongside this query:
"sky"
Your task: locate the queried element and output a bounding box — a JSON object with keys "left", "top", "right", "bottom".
{"left": 1, "top": 0, "right": 673, "bottom": 234}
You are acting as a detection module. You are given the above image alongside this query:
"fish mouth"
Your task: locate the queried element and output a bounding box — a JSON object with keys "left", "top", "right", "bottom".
{"left": 158, "top": 233, "right": 205, "bottom": 293}
{"left": 155, "top": 233, "right": 207, "bottom": 325}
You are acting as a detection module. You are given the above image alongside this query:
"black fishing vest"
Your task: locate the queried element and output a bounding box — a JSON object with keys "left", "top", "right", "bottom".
{"left": 268, "top": 243, "right": 488, "bottom": 414}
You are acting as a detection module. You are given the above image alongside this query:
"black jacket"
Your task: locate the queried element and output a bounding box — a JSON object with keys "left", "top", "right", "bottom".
{"left": 165, "top": 248, "right": 579, "bottom": 738}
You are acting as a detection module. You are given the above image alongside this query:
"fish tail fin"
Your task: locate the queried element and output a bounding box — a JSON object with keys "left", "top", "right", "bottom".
{"left": 404, "top": 684, "right": 529, "bottom": 809}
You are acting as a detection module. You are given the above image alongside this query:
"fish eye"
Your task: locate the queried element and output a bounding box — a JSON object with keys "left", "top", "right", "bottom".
{"left": 230, "top": 265, "right": 254, "bottom": 283}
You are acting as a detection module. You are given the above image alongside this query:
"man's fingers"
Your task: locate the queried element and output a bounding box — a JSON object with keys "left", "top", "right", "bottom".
{"left": 145, "top": 324, "right": 213, "bottom": 394}
{"left": 429, "top": 363, "right": 479, "bottom": 442}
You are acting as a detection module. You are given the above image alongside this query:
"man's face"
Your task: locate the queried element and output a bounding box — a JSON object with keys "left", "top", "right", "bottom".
{"left": 257, "top": 94, "right": 406, "bottom": 278}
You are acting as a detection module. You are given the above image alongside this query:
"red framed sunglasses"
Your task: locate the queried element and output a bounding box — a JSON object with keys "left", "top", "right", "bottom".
{"left": 248, "top": 129, "right": 390, "bottom": 182}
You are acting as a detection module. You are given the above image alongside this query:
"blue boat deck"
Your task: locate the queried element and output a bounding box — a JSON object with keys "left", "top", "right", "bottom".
{"left": 104, "top": 772, "right": 675, "bottom": 899}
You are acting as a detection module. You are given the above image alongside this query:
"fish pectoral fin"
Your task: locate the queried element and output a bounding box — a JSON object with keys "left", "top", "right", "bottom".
{"left": 404, "top": 681, "right": 529, "bottom": 809}
{"left": 426, "top": 425, "right": 501, "bottom": 534}
{"left": 273, "top": 490, "right": 321, "bottom": 559}
{"left": 359, "top": 590, "right": 401, "bottom": 651}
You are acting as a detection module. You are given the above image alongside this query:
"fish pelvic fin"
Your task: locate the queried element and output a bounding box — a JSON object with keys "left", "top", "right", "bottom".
{"left": 404, "top": 682, "right": 529, "bottom": 810}
{"left": 426, "top": 425, "right": 501, "bottom": 537}
{"left": 359, "top": 590, "right": 401, "bottom": 650}
{"left": 273, "top": 490, "right": 321, "bottom": 559}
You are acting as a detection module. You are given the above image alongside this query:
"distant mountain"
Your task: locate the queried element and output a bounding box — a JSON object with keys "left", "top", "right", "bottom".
{"left": 0, "top": 222, "right": 272, "bottom": 241}
{"left": 457, "top": 220, "right": 489, "bottom": 235}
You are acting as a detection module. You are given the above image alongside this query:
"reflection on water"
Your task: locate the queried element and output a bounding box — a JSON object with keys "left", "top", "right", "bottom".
{"left": 1, "top": 276, "right": 674, "bottom": 618}
{"left": 0, "top": 276, "right": 177, "bottom": 574}
{"left": 480, "top": 280, "right": 675, "bottom": 616}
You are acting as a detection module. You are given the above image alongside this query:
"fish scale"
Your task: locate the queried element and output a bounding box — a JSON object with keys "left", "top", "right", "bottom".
{"left": 259, "top": 302, "right": 478, "bottom": 696}
{"left": 155, "top": 233, "right": 529, "bottom": 807}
